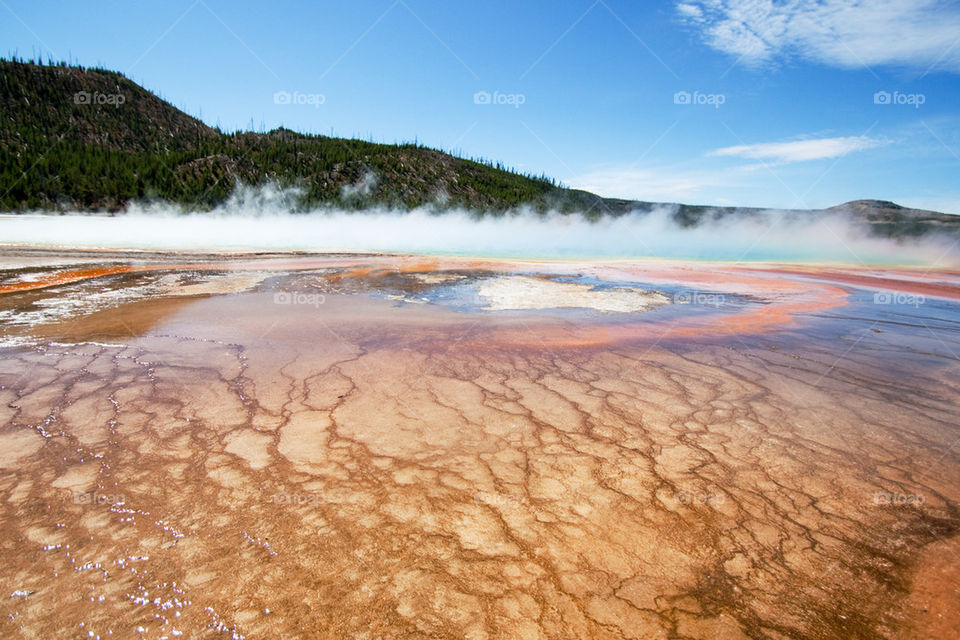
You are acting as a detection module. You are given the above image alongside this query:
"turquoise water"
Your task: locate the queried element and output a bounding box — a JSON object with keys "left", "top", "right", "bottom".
{"left": 0, "top": 212, "right": 954, "bottom": 266}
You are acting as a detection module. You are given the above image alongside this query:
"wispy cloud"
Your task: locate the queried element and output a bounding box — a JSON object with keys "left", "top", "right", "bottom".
{"left": 678, "top": 0, "right": 960, "bottom": 72}
{"left": 568, "top": 167, "right": 728, "bottom": 203}
{"left": 710, "top": 136, "right": 883, "bottom": 163}
{"left": 569, "top": 135, "right": 884, "bottom": 203}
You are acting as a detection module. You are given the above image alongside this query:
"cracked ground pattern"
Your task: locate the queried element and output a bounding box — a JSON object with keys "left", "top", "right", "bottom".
{"left": 0, "top": 253, "right": 959, "bottom": 639}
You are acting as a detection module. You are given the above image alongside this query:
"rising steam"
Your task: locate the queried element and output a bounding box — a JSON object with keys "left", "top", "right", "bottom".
{"left": 1, "top": 184, "right": 957, "bottom": 266}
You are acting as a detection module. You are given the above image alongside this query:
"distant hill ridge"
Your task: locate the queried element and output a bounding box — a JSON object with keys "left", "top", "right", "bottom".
{"left": 1, "top": 59, "right": 957, "bottom": 238}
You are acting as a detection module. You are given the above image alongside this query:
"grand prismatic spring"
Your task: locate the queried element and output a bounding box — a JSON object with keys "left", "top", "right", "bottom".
{"left": 0, "top": 249, "right": 958, "bottom": 639}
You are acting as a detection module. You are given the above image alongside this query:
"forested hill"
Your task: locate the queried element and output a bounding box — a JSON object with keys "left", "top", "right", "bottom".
{"left": 0, "top": 58, "right": 608, "bottom": 213}
{"left": 1, "top": 59, "right": 958, "bottom": 239}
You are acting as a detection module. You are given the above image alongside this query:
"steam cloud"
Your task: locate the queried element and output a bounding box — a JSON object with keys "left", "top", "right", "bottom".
{"left": 1, "top": 185, "right": 957, "bottom": 266}
{"left": 340, "top": 172, "right": 378, "bottom": 199}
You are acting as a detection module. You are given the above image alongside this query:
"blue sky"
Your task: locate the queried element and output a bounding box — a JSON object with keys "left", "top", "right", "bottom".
{"left": 3, "top": 0, "right": 960, "bottom": 213}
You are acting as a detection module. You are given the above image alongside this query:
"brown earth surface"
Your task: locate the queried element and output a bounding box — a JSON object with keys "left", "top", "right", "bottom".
{"left": 0, "top": 253, "right": 958, "bottom": 639}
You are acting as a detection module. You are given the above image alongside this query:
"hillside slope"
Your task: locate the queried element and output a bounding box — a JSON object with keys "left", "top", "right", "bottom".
{"left": 1, "top": 59, "right": 957, "bottom": 238}
{"left": 1, "top": 59, "right": 580, "bottom": 212}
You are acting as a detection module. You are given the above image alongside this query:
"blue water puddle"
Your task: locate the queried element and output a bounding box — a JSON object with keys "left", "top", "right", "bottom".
{"left": 815, "top": 287, "right": 960, "bottom": 334}
{"left": 372, "top": 271, "right": 758, "bottom": 323}
{"left": 764, "top": 289, "right": 960, "bottom": 374}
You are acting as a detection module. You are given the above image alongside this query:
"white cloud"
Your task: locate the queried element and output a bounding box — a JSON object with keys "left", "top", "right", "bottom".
{"left": 567, "top": 167, "right": 724, "bottom": 203}
{"left": 676, "top": 3, "right": 703, "bottom": 20}
{"left": 679, "top": 0, "right": 960, "bottom": 71}
{"left": 710, "top": 136, "right": 883, "bottom": 163}
{"left": 568, "top": 135, "right": 883, "bottom": 203}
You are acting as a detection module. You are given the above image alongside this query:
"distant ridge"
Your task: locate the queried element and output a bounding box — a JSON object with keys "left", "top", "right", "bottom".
{"left": 1, "top": 59, "right": 957, "bottom": 238}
